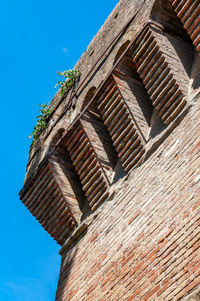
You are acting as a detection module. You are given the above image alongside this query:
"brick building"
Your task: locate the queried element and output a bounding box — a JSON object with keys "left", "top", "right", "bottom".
{"left": 19, "top": 0, "right": 200, "bottom": 300}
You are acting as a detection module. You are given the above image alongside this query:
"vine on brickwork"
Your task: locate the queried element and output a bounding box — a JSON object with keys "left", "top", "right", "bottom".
{"left": 55, "top": 69, "right": 81, "bottom": 97}
{"left": 29, "top": 69, "right": 81, "bottom": 145}
{"left": 29, "top": 102, "right": 55, "bottom": 144}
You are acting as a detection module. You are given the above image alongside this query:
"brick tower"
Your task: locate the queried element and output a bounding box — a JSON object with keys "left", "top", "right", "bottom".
{"left": 19, "top": 0, "right": 200, "bottom": 300}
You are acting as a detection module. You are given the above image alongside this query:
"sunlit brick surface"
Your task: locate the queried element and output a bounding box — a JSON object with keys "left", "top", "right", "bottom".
{"left": 56, "top": 98, "right": 200, "bottom": 301}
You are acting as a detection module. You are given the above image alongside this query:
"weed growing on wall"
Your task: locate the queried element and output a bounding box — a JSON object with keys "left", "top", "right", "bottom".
{"left": 55, "top": 69, "right": 81, "bottom": 96}
{"left": 29, "top": 69, "right": 81, "bottom": 144}
{"left": 29, "top": 103, "right": 55, "bottom": 144}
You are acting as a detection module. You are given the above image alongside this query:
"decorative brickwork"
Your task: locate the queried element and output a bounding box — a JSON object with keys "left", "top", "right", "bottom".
{"left": 97, "top": 76, "right": 146, "bottom": 172}
{"left": 112, "top": 70, "right": 153, "bottom": 142}
{"left": 19, "top": 0, "right": 200, "bottom": 300}
{"left": 81, "top": 99, "right": 119, "bottom": 182}
{"left": 169, "top": 0, "right": 200, "bottom": 53}
{"left": 21, "top": 164, "right": 77, "bottom": 245}
{"left": 131, "top": 23, "right": 193, "bottom": 125}
{"left": 64, "top": 121, "right": 109, "bottom": 211}
{"left": 56, "top": 97, "right": 200, "bottom": 300}
{"left": 48, "top": 143, "right": 85, "bottom": 224}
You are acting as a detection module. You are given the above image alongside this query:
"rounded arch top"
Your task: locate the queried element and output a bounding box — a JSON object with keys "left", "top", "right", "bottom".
{"left": 81, "top": 86, "right": 97, "bottom": 112}
{"left": 47, "top": 128, "right": 65, "bottom": 153}
{"left": 113, "top": 40, "right": 130, "bottom": 67}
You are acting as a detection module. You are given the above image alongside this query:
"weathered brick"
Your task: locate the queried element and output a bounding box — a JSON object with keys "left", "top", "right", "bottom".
{"left": 19, "top": 0, "right": 200, "bottom": 300}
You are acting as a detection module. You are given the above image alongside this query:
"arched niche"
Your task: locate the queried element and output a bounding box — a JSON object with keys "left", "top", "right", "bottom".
{"left": 112, "top": 41, "right": 155, "bottom": 141}
{"left": 150, "top": 0, "right": 196, "bottom": 78}
{"left": 81, "top": 86, "right": 97, "bottom": 112}
{"left": 150, "top": 0, "right": 200, "bottom": 105}
{"left": 48, "top": 129, "right": 88, "bottom": 223}
{"left": 80, "top": 87, "right": 120, "bottom": 183}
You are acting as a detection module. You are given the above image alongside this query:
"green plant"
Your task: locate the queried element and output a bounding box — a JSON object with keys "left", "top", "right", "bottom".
{"left": 29, "top": 102, "right": 55, "bottom": 144}
{"left": 55, "top": 69, "right": 81, "bottom": 96}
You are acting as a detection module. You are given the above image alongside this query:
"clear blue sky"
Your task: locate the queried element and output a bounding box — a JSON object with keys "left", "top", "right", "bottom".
{"left": 0, "top": 0, "right": 118, "bottom": 300}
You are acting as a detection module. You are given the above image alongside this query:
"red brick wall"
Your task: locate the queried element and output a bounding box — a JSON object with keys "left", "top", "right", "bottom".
{"left": 55, "top": 93, "right": 200, "bottom": 300}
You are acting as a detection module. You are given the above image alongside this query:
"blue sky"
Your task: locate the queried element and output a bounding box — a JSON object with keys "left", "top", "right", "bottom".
{"left": 0, "top": 0, "right": 118, "bottom": 300}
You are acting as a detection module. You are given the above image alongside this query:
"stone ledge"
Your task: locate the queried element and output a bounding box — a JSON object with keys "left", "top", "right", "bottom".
{"left": 59, "top": 221, "right": 89, "bottom": 256}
